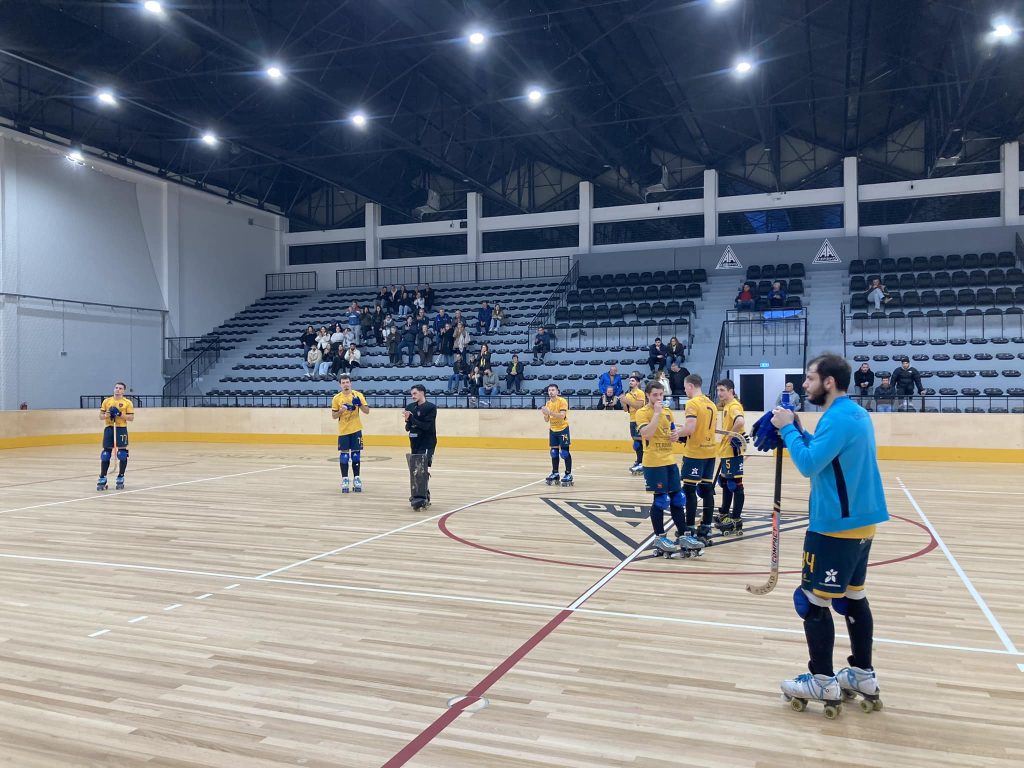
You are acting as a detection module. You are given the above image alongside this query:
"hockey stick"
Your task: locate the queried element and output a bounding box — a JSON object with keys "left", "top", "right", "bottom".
{"left": 745, "top": 446, "right": 782, "bottom": 595}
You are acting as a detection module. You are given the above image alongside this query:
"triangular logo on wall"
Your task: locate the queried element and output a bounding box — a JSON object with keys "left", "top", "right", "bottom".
{"left": 813, "top": 239, "right": 841, "bottom": 264}
{"left": 716, "top": 245, "right": 743, "bottom": 270}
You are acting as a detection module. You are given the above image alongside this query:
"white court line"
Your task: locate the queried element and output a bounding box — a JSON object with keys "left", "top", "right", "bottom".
{"left": 898, "top": 478, "right": 1020, "bottom": 656}
{"left": 128, "top": 615, "right": 147, "bottom": 624}
{"left": 2, "top": 550, "right": 1019, "bottom": 658}
{"left": 0, "top": 465, "right": 297, "bottom": 516}
{"left": 163, "top": 604, "right": 181, "bottom": 611}
{"left": 223, "top": 584, "right": 240, "bottom": 590}
{"left": 195, "top": 593, "right": 213, "bottom": 600}
{"left": 254, "top": 478, "right": 546, "bottom": 579}
{"left": 88, "top": 629, "right": 110, "bottom": 638}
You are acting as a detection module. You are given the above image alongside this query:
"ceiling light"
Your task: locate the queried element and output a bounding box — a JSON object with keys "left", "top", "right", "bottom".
{"left": 735, "top": 59, "right": 753, "bottom": 74}
{"left": 713, "top": 0, "right": 735, "bottom": 5}
{"left": 66, "top": 148, "right": 85, "bottom": 164}
{"left": 351, "top": 112, "right": 368, "bottom": 128}
{"left": 265, "top": 65, "right": 284, "bottom": 80}
{"left": 468, "top": 30, "right": 486, "bottom": 47}
{"left": 96, "top": 90, "right": 117, "bottom": 106}
{"left": 993, "top": 22, "right": 1013, "bottom": 38}
{"left": 201, "top": 132, "right": 218, "bottom": 146}
{"left": 526, "top": 87, "right": 544, "bottom": 104}
{"left": 143, "top": 1, "right": 164, "bottom": 15}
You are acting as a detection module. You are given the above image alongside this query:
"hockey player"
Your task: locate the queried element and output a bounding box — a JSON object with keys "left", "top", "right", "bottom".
{"left": 678, "top": 374, "right": 718, "bottom": 545}
{"left": 541, "top": 384, "right": 573, "bottom": 486}
{"left": 620, "top": 374, "right": 647, "bottom": 475}
{"left": 715, "top": 379, "right": 746, "bottom": 535}
{"left": 97, "top": 382, "right": 134, "bottom": 491}
{"left": 331, "top": 375, "right": 370, "bottom": 493}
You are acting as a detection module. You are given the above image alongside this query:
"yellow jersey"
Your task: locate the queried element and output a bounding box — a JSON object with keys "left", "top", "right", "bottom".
{"left": 718, "top": 398, "right": 745, "bottom": 456}
{"left": 545, "top": 396, "right": 569, "bottom": 432}
{"left": 331, "top": 390, "right": 367, "bottom": 436}
{"left": 635, "top": 404, "right": 676, "bottom": 467}
{"left": 622, "top": 388, "right": 647, "bottom": 422}
{"left": 100, "top": 396, "right": 134, "bottom": 427}
{"left": 683, "top": 393, "right": 718, "bottom": 459}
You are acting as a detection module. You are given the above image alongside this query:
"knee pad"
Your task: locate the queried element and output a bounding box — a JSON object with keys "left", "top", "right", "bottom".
{"left": 794, "top": 587, "right": 830, "bottom": 620}
{"left": 116, "top": 449, "right": 128, "bottom": 462}
{"left": 339, "top": 452, "right": 350, "bottom": 465}
{"left": 632, "top": 439, "right": 643, "bottom": 452}
{"left": 683, "top": 483, "right": 698, "bottom": 499}
{"left": 727, "top": 478, "right": 741, "bottom": 492}
{"left": 559, "top": 448, "right": 571, "bottom": 460}
{"left": 100, "top": 449, "right": 112, "bottom": 462}
{"left": 670, "top": 490, "right": 685, "bottom": 508}
{"left": 350, "top": 450, "right": 361, "bottom": 463}
{"left": 652, "top": 493, "right": 670, "bottom": 511}
{"left": 699, "top": 481, "right": 714, "bottom": 499}
{"left": 550, "top": 447, "right": 559, "bottom": 458}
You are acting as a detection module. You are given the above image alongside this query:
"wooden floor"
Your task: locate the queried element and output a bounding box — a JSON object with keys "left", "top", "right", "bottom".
{"left": 0, "top": 442, "right": 1021, "bottom": 767}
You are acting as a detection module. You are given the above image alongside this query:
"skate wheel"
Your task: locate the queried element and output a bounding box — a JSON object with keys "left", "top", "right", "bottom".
{"left": 859, "top": 699, "right": 873, "bottom": 713}
{"left": 788, "top": 697, "right": 806, "bottom": 712}
{"left": 823, "top": 704, "right": 841, "bottom": 720}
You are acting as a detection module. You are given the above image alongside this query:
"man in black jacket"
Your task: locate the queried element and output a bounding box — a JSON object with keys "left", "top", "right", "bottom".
{"left": 667, "top": 361, "right": 691, "bottom": 409}
{"left": 890, "top": 359, "right": 924, "bottom": 410}
{"left": 404, "top": 384, "right": 438, "bottom": 509}
{"left": 873, "top": 376, "right": 897, "bottom": 412}
{"left": 853, "top": 362, "right": 874, "bottom": 405}
{"left": 647, "top": 338, "right": 668, "bottom": 373}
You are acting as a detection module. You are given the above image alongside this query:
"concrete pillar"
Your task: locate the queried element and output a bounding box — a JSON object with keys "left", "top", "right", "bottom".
{"left": 578, "top": 181, "right": 593, "bottom": 253}
{"left": 703, "top": 169, "right": 718, "bottom": 245}
{"left": 466, "top": 192, "right": 482, "bottom": 262}
{"left": 843, "top": 156, "right": 859, "bottom": 236}
{"left": 1001, "top": 141, "right": 1020, "bottom": 226}
{"left": 365, "top": 202, "right": 381, "bottom": 267}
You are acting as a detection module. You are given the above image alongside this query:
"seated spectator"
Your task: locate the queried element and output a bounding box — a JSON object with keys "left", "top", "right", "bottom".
{"left": 434, "top": 308, "right": 450, "bottom": 334}
{"left": 667, "top": 362, "right": 690, "bottom": 408}
{"left": 598, "top": 365, "right": 623, "bottom": 397}
{"left": 347, "top": 303, "right": 361, "bottom": 342}
{"left": 413, "top": 290, "right": 425, "bottom": 314}
{"left": 387, "top": 285, "right": 400, "bottom": 314}
{"left": 376, "top": 286, "right": 388, "bottom": 306}
{"left": 305, "top": 345, "right": 322, "bottom": 377}
{"left": 735, "top": 283, "right": 756, "bottom": 311}
{"left": 874, "top": 376, "right": 896, "bottom": 412}
{"left": 386, "top": 325, "right": 400, "bottom": 365}
{"left": 854, "top": 362, "right": 875, "bottom": 404}
{"left": 339, "top": 326, "right": 355, "bottom": 349}
{"left": 396, "top": 288, "right": 411, "bottom": 317}
{"left": 330, "top": 345, "right": 346, "bottom": 377}
{"left": 598, "top": 387, "right": 620, "bottom": 410}
{"left": 417, "top": 324, "right": 435, "bottom": 365}
{"left": 423, "top": 283, "right": 435, "bottom": 311}
{"left": 300, "top": 325, "right": 317, "bottom": 356}
{"left": 359, "top": 307, "right": 374, "bottom": 342}
{"left": 341, "top": 343, "right": 361, "bottom": 373}
{"left": 505, "top": 354, "right": 526, "bottom": 394}
{"left": 437, "top": 322, "right": 455, "bottom": 366}
{"left": 647, "top": 337, "right": 667, "bottom": 373}
{"left": 315, "top": 326, "right": 331, "bottom": 351}
{"left": 775, "top": 381, "right": 802, "bottom": 410}
{"left": 448, "top": 353, "right": 469, "bottom": 393}
{"left": 489, "top": 303, "right": 505, "bottom": 332}
{"left": 454, "top": 322, "right": 471, "bottom": 356}
{"left": 767, "top": 281, "right": 787, "bottom": 308}
{"left": 397, "top": 318, "right": 417, "bottom": 366}
{"left": 330, "top": 323, "right": 346, "bottom": 345}
{"left": 477, "top": 343, "right": 492, "bottom": 373}
{"left": 468, "top": 366, "right": 483, "bottom": 396}
{"left": 655, "top": 370, "right": 672, "bottom": 399}
{"left": 477, "top": 301, "right": 491, "bottom": 334}
{"left": 318, "top": 344, "right": 335, "bottom": 376}
{"left": 866, "top": 278, "right": 891, "bottom": 311}
{"left": 666, "top": 336, "right": 685, "bottom": 367}
{"left": 532, "top": 327, "right": 551, "bottom": 363}
{"left": 480, "top": 367, "right": 499, "bottom": 398}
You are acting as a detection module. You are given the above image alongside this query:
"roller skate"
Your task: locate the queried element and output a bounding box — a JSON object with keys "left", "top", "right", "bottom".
{"left": 674, "top": 532, "right": 706, "bottom": 558}
{"left": 115, "top": 475, "right": 125, "bottom": 490}
{"left": 629, "top": 462, "right": 643, "bottom": 476}
{"left": 410, "top": 496, "right": 431, "bottom": 511}
{"left": 560, "top": 473, "right": 574, "bottom": 487}
{"left": 341, "top": 478, "right": 350, "bottom": 494}
{"left": 353, "top": 477, "right": 363, "bottom": 493}
{"left": 650, "top": 535, "right": 681, "bottom": 557}
{"left": 695, "top": 523, "right": 715, "bottom": 546}
{"left": 96, "top": 476, "right": 108, "bottom": 492}
{"left": 780, "top": 673, "right": 843, "bottom": 719}
{"left": 837, "top": 663, "right": 882, "bottom": 713}
{"left": 715, "top": 514, "right": 743, "bottom": 536}
{"left": 544, "top": 472, "right": 561, "bottom": 486}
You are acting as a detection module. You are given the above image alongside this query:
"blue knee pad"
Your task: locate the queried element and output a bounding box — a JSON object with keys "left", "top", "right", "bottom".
{"left": 699, "top": 481, "right": 714, "bottom": 500}
{"left": 727, "top": 478, "right": 739, "bottom": 492}
{"left": 116, "top": 449, "right": 128, "bottom": 462}
{"left": 632, "top": 439, "right": 642, "bottom": 452}
{"left": 351, "top": 450, "right": 361, "bottom": 463}
{"left": 559, "top": 448, "right": 571, "bottom": 460}
{"left": 550, "top": 447, "right": 559, "bottom": 458}
{"left": 794, "top": 587, "right": 830, "bottom": 620}
{"left": 100, "top": 449, "right": 112, "bottom": 461}
{"left": 670, "top": 490, "right": 685, "bottom": 508}
{"left": 831, "top": 597, "right": 849, "bottom": 616}
{"left": 339, "top": 452, "right": 350, "bottom": 466}
{"left": 652, "top": 493, "right": 670, "bottom": 511}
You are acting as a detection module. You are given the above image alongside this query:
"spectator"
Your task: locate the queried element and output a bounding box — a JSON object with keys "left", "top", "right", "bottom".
{"left": 300, "top": 325, "right": 317, "bottom": 356}
{"left": 505, "top": 354, "right": 526, "bottom": 394}
{"left": 359, "top": 307, "right": 374, "bottom": 343}
{"left": 330, "top": 345, "right": 346, "bottom": 377}
{"left": 413, "top": 290, "right": 425, "bottom": 314}
{"left": 854, "top": 362, "right": 875, "bottom": 405}
{"left": 891, "top": 358, "right": 924, "bottom": 408}
{"left": 466, "top": 350, "right": 479, "bottom": 372}
{"left": 477, "top": 301, "right": 491, "bottom": 334}
{"left": 386, "top": 325, "right": 400, "bottom": 365}
{"left": 423, "top": 283, "right": 436, "bottom": 311}
{"left": 318, "top": 344, "right": 335, "bottom": 376}
{"left": 438, "top": 322, "right": 455, "bottom": 366}
{"left": 874, "top": 375, "right": 896, "bottom": 412}
{"left": 376, "top": 286, "right": 388, "bottom": 307}
{"left": 327, "top": 323, "right": 343, "bottom": 346}
{"left": 448, "top": 353, "right": 469, "bottom": 393}
{"left": 767, "top": 281, "right": 787, "bottom": 308}
{"left": 667, "top": 362, "right": 691, "bottom": 408}
{"left": 417, "top": 324, "right": 435, "bottom": 365}
{"left": 735, "top": 283, "right": 756, "bottom": 310}
{"left": 341, "top": 343, "right": 361, "bottom": 373}
{"left": 434, "top": 308, "right": 449, "bottom": 334}
{"left": 398, "top": 318, "right": 418, "bottom": 366}
{"left": 468, "top": 366, "right": 483, "bottom": 396}
{"left": 396, "top": 288, "right": 410, "bottom": 317}
{"left": 598, "top": 387, "right": 620, "bottom": 410}
{"left": 866, "top": 277, "right": 891, "bottom": 311}
{"left": 454, "top": 322, "right": 471, "bottom": 356}
{"left": 598, "top": 365, "right": 623, "bottom": 397}
{"left": 666, "top": 336, "right": 685, "bottom": 367}
{"left": 453, "top": 309, "right": 465, "bottom": 327}
{"left": 347, "top": 303, "right": 361, "bottom": 342}
{"left": 775, "top": 381, "right": 802, "bottom": 410}
{"left": 477, "top": 343, "right": 492, "bottom": 373}
{"left": 339, "top": 326, "right": 355, "bottom": 349}
{"left": 387, "top": 285, "right": 400, "bottom": 314}
{"left": 371, "top": 305, "right": 386, "bottom": 345}
{"left": 655, "top": 369, "right": 672, "bottom": 399}
{"left": 315, "top": 326, "right": 331, "bottom": 351}
{"left": 532, "top": 327, "right": 551, "bottom": 364}
{"left": 305, "top": 345, "right": 322, "bottom": 377}
{"left": 647, "top": 337, "right": 667, "bottom": 373}
{"left": 480, "top": 367, "right": 499, "bottom": 398}
{"left": 401, "top": 287, "right": 415, "bottom": 318}
{"left": 490, "top": 303, "right": 505, "bottom": 332}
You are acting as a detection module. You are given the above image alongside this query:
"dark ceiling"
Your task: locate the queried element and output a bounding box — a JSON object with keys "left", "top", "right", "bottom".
{"left": 1, "top": 0, "right": 1022, "bottom": 231}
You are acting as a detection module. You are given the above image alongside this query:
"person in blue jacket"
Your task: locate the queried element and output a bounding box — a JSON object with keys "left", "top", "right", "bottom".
{"left": 770, "top": 353, "right": 889, "bottom": 713}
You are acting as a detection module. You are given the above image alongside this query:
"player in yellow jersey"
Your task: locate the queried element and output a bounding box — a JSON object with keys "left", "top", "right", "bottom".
{"left": 679, "top": 373, "right": 719, "bottom": 543}
{"left": 620, "top": 373, "right": 647, "bottom": 475}
{"left": 97, "top": 382, "right": 135, "bottom": 491}
{"left": 541, "top": 383, "right": 573, "bottom": 486}
{"left": 331, "top": 374, "right": 370, "bottom": 493}
{"left": 635, "top": 381, "right": 705, "bottom": 558}
{"left": 715, "top": 378, "right": 747, "bottom": 535}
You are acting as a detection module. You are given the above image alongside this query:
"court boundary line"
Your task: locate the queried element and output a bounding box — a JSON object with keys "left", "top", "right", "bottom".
{"left": 897, "top": 478, "right": 1020, "bottom": 656}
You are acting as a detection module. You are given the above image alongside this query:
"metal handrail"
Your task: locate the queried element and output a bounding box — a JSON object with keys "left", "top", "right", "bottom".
{"left": 266, "top": 271, "right": 317, "bottom": 293}
{"left": 335, "top": 255, "right": 570, "bottom": 289}
{"left": 161, "top": 338, "right": 222, "bottom": 398}
{"left": 530, "top": 259, "right": 580, "bottom": 331}
{"left": 0, "top": 291, "right": 165, "bottom": 314}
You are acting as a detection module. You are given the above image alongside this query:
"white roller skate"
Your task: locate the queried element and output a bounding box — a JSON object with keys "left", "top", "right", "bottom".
{"left": 341, "top": 478, "right": 350, "bottom": 494}
{"left": 629, "top": 462, "right": 643, "bottom": 476}
{"left": 115, "top": 475, "right": 125, "bottom": 490}
{"left": 674, "top": 532, "right": 706, "bottom": 558}
{"left": 96, "top": 476, "right": 108, "bottom": 492}
{"left": 837, "top": 666, "right": 882, "bottom": 712}
{"left": 353, "top": 477, "right": 363, "bottom": 493}
{"left": 560, "top": 473, "right": 574, "bottom": 487}
{"left": 780, "top": 673, "right": 843, "bottom": 719}
{"left": 650, "top": 535, "right": 681, "bottom": 557}
{"left": 544, "top": 472, "right": 561, "bottom": 486}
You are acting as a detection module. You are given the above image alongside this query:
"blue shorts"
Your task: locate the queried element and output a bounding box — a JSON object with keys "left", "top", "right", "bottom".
{"left": 629, "top": 422, "right": 641, "bottom": 440}
{"left": 720, "top": 455, "right": 744, "bottom": 478}
{"left": 801, "top": 531, "right": 873, "bottom": 599}
{"left": 102, "top": 426, "right": 129, "bottom": 450}
{"left": 681, "top": 456, "right": 716, "bottom": 484}
{"left": 643, "top": 463, "right": 681, "bottom": 494}
{"left": 338, "top": 431, "right": 364, "bottom": 451}
{"left": 549, "top": 428, "right": 571, "bottom": 448}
